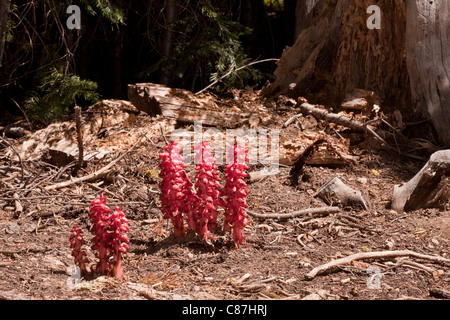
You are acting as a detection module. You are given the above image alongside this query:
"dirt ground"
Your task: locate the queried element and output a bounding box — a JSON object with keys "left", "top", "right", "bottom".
{"left": 0, "top": 91, "right": 449, "bottom": 300}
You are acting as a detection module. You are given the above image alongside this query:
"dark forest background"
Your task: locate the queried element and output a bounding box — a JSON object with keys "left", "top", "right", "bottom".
{"left": 0, "top": 0, "right": 296, "bottom": 124}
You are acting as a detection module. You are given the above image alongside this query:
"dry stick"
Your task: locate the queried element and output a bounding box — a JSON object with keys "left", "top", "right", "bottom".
{"left": 73, "top": 106, "right": 84, "bottom": 175}
{"left": 305, "top": 250, "right": 450, "bottom": 280}
{"left": 298, "top": 103, "right": 426, "bottom": 161}
{"left": 195, "top": 58, "right": 279, "bottom": 95}
{"left": 11, "top": 98, "right": 32, "bottom": 131}
{"left": 0, "top": 137, "right": 24, "bottom": 184}
{"left": 159, "top": 122, "right": 169, "bottom": 144}
{"left": 246, "top": 206, "right": 340, "bottom": 220}
{"left": 87, "top": 182, "right": 125, "bottom": 201}
{"left": 44, "top": 134, "right": 145, "bottom": 191}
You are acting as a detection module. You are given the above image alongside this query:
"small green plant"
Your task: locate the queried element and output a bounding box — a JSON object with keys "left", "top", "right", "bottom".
{"left": 80, "top": 0, "right": 125, "bottom": 24}
{"left": 148, "top": 0, "right": 263, "bottom": 93}
{"left": 24, "top": 67, "right": 100, "bottom": 123}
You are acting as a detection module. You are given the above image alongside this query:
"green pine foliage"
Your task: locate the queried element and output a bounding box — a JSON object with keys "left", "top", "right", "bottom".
{"left": 80, "top": 0, "right": 125, "bottom": 24}
{"left": 156, "top": 0, "right": 263, "bottom": 92}
{"left": 24, "top": 67, "right": 100, "bottom": 123}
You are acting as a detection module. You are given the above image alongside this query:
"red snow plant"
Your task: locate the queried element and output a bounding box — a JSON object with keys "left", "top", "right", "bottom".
{"left": 69, "top": 193, "right": 130, "bottom": 280}
{"left": 158, "top": 139, "right": 250, "bottom": 247}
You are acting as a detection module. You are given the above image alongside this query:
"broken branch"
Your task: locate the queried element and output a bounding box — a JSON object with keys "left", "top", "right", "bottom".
{"left": 305, "top": 250, "right": 450, "bottom": 280}
{"left": 246, "top": 206, "right": 340, "bottom": 220}
{"left": 44, "top": 134, "right": 145, "bottom": 191}
{"left": 73, "top": 106, "right": 84, "bottom": 175}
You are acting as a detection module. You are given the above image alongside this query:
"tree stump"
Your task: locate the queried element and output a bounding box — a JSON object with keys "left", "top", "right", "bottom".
{"left": 392, "top": 150, "right": 450, "bottom": 212}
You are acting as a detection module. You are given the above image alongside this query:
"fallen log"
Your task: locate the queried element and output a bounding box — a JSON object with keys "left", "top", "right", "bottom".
{"left": 128, "top": 83, "right": 247, "bottom": 128}
{"left": 391, "top": 149, "right": 450, "bottom": 212}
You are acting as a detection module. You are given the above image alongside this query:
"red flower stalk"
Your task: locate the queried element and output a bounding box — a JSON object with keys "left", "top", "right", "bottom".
{"left": 193, "top": 141, "right": 224, "bottom": 240}
{"left": 69, "top": 225, "right": 90, "bottom": 276}
{"left": 69, "top": 194, "right": 130, "bottom": 280}
{"left": 107, "top": 206, "right": 130, "bottom": 280}
{"left": 89, "top": 194, "right": 112, "bottom": 275}
{"left": 223, "top": 141, "right": 250, "bottom": 247}
{"left": 158, "top": 141, "right": 197, "bottom": 237}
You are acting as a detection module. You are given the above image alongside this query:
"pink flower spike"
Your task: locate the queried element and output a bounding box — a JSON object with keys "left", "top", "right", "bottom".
{"left": 158, "top": 141, "right": 197, "bottom": 237}
{"left": 69, "top": 225, "right": 91, "bottom": 276}
{"left": 193, "top": 141, "right": 224, "bottom": 240}
{"left": 107, "top": 206, "right": 130, "bottom": 280}
{"left": 89, "top": 193, "right": 112, "bottom": 276}
{"left": 223, "top": 141, "right": 250, "bottom": 247}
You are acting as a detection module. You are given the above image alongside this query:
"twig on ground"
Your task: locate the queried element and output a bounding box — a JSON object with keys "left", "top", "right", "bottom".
{"left": 305, "top": 250, "right": 450, "bottom": 280}
{"left": 44, "top": 134, "right": 146, "bottom": 191}
{"left": 73, "top": 106, "right": 84, "bottom": 175}
{"left": 87, "top": 182, "right": 125, "bottom": 201}
{"left": 429, "top": 287, "right": 450, "bottom": 299}
{"left": 246, "top": 206, "right": 340, "bottom": 220}
{"left": 159, "top": 122, "right": 169, "bottom": 144}
{"left": 0, "top": 137, "right": 24, "bottom": 184}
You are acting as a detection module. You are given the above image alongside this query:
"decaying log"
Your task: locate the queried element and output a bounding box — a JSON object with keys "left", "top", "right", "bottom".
{"left": 316, "top": 177, "right": 369, "bottom": 210}
{"left": 128, "top": 83, "right": 247, "bottom": 128}
{"left": 391, "top": 150, "right": 450, "bottom": 212}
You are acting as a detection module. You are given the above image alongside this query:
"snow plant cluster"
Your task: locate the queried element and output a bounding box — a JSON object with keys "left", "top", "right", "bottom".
{"left": 158, "top": 140, "right": 250, "bottom": 247}
{"left": 69, "top": 194, "right": 130, "bottom": 280}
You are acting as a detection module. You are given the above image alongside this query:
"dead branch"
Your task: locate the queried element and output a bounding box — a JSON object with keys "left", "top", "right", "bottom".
{"left": 289, "top": 136, "right": 353, "bottom": 185}
{"left": 298, "top": 102, "right": 382, "bottom": 134}
{"left": 72, "top": 106, "right": 84, "bottom": 175}
{"left": 44, "top": 134, "right": 145, "bottom": 191}
{"left": 0, "top": 137, "right": 24, "bottom": 185}
{"left": 429, "top": 287, "right": 450, "bottom": 299}
{"left": 298, "top": 102, "right": 428, "bottom": 161}
{"left": 305, "top": 250, "right": 450, "bottom": 280}
{"left": 195, "top": 58, "right": 279, "bottom": 95}
{"left": 246, "top": 206, "right": 340, "bottom": 220}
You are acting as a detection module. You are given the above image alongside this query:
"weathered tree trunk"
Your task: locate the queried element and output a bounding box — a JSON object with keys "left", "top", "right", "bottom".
{"left": 406, "top": 0, "right": 450, "bottom": 147}
{"left": 160, "top": 0, "right": 178, "bottom": 86}
{"left": 0, "top": 0, "right": 11, "bottom": 68}
{"left": 265, "top": 0, "right": 450, "bottom": 147}
{"left": 265, "top": 0, "right": 409, "bottom": 109}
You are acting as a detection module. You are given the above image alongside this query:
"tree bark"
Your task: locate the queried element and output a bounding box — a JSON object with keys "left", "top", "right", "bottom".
{"left": 265, "top": 0, "right": 409, "bottom": 111}
{"left": 0, "top": 0, "right": 11, "bottom": 68}
{"left": 264, "top": 0, "right": 450, "bottom": 147}
{"left": 160, "top": 0, "right": 178, "bottom": 85}
{"left": 406, "top": 0, "right": 450, "bottom": 147}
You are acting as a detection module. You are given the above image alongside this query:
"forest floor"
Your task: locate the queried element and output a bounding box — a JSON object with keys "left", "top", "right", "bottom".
{"left": 0, "top": 90, "right": 449, "bottom": 300}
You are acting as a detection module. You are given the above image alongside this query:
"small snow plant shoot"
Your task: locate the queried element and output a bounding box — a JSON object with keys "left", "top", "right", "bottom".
{"left": 158, "top": 140, "right": 197, "bottom": 237}
{"left": 69, "top": 225, "right": 89, "bottom": 276}
{"left": 193, "top": 141, "right": 224, "bottom": 240}
{"left": 223, "top": 140, "right": 250, "bottom": 247}
{"left": 69, "top": 193, "right": 130, "bottom": 280}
